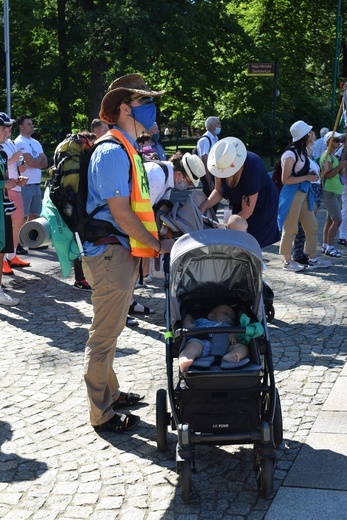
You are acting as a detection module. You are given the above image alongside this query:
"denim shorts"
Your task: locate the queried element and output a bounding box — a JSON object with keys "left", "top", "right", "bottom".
{"left": 186, "top": 338, "right": 212, "bottom": 357}
{"left": 322, "top": 190, "right": 342, "bottom": 222}
{"left": 21, "top": 184, "right": 42, "bottom": 217}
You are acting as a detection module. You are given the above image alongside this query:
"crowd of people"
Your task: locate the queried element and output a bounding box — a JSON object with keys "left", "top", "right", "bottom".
{"left": 1, "top": 72, "right": 347, "bottom": 434}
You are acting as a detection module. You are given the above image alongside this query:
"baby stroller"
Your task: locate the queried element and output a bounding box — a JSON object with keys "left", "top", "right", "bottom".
{"left": 156, "top": 229, "right": 283, "bottom": 503}
{"left": 155, "top": 189, "right": 275, "bottom": 322}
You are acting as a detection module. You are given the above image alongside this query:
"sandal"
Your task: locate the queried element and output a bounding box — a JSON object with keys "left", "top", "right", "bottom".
{"left": 112, "top": 391, "right": 144, "bottom": 409}
{"left": 94, "top": 413, "right": 140, "bottom": 432}
{"left": 325, "top": 247, "right": 342, "bottom": 257}
{"left": 128, "top": 300, "right": 155, "bottom": 315}
{"left": 338, "top": 238, "right": 347, "bottom": 246}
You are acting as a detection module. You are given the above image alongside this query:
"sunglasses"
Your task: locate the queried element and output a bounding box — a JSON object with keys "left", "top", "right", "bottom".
{"left": 333, "top": 138, "right": 341, "bottom": 143}
{"left": 131, "top": 96, "right": 154, "bottom": 106}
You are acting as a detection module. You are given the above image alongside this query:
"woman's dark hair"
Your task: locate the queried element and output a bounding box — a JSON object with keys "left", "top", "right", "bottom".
{"left": 285, "top": 134, "right": 308, "bottom": 157}
{"left": 169, "top": 150, "right": 188, "bottom": 178}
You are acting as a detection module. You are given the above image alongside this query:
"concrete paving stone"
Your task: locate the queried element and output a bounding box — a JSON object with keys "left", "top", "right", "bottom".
{"left": 265, "top": 488, "right": 347, "bottom": 520}
{"left": 283, "top": 432, "right": 347, "bottom": 489}
{"left": 322, "top": 376, "right": 347, "bottom": 411}
{"left": 312, "top": 411, "right": 347, "bottom": 433}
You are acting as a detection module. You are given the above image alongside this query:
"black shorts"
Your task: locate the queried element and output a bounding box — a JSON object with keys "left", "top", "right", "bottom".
{"left": 0, "top": 214, "right": 14, "bottom": 254}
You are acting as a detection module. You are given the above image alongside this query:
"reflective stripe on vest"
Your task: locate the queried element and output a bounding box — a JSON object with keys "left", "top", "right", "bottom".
{"left": 108, "top": 129, "right": 158, "bottom": 258}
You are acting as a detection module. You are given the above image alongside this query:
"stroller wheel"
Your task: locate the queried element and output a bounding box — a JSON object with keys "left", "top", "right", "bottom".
{"left": 255, "top": 457, "right": 274, "bottom": 499}
{"left": 179, "top": 460, "right": 192, "bottom": 503}
{"left": 156, "top": 389, "right": 169, "bottom": 451}
{"left": 265, "top": 304, "right": 275, "bottom": 322}
{"left": 262, "top": 389, "right": 283, "bottom": 449}
{"left": 274, "top": 389, "right": 283, "bottom": 449}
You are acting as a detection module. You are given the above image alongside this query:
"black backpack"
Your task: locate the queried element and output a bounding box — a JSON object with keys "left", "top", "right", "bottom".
{"left": 271, "top": 149, "right": 300, "bottom": 193}
{"left": 191, "top": 134, "right": 212, "bottom": 156}
{"left": 49, "top": 134, "right": 128, "bottom": 243}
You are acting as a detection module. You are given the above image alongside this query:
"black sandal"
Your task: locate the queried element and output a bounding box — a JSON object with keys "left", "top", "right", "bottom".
{"left": 112, "top": 391, "right": 144, "bottom": 409}
{"left": 128, "top": 300, "right": 155, "bottom": 315}
{"left": 94, "top": 413, "right": 140, "bottom": 432}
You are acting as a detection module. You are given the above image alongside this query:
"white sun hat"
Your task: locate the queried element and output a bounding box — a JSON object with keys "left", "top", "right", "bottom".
{"left": 207, "top": 137, "right": 247, "bottom": 178}
{"left": 290, "top": 120, "right": 313, "bottom": 142}
{"left": 182, "top": 153, "right": 206, "bottom": 186}
{"left": 324, "top": 130, "right": 344, "bottom": 144}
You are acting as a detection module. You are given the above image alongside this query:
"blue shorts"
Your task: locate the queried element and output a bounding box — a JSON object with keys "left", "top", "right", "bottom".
{"left": 186, "top": 338, "right": 212, "bottom": 357}
{"left": 21, "top": 184, "right": 42, "bottom": 217}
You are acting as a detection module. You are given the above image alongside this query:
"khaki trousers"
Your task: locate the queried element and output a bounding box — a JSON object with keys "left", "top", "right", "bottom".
{"left": 82, "top": 244, "right": 139, "bottom": 426}
{"left": 279, "top": 190, "right": 318, "bottom": 258}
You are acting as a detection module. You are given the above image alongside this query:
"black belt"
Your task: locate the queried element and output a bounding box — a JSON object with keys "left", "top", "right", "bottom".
{"left": 93, "top": 236, "right": 121, "bottom": 246}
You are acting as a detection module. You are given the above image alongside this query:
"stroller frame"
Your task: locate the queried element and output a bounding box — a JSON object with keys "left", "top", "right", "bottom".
{"left": 156, "top": 230, "right": 283, "bottom": 503}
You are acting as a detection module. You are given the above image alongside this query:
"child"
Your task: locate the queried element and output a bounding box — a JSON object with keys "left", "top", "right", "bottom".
{"left": 178, "top": 304, "right": 249, "bottom": 372}
{"left": 226, "top": 214, "right": 248, "bottom": 231}
{"left": 217, "top": 214, "right": 248, "bottom": 231}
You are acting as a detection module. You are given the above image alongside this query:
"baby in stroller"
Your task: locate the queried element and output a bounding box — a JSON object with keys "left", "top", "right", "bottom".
{"left": 178, "top": 304, "right": 249, "bottom": 372}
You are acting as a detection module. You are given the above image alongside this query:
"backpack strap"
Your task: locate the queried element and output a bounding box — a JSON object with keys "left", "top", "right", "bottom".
{"left": 199, "top": 134, "right": 212, "bottom": 151}
{"left": 142, "top": 157, "right": 169, "bottom": 182}
{"left": 81, "top": 135, "right": 130, "bottom": 238}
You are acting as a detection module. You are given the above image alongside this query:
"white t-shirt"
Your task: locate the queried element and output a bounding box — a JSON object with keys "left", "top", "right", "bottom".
{"left": 281, "top": 150, "right": 320, "bottom": 184}
{"left": 309, "top": 157, "right": 320, "bottom": 185}
{"left": 196, "top": 131, "right": 218, "bottom": 157}
{"left": 2, "top": 139, "right": 21, "bottom": 191}
{"left": 144, "top": 161, "right": 174, "bottom": 206}
{"left": 14, "top": 134, "right": 44, "bottom": 184}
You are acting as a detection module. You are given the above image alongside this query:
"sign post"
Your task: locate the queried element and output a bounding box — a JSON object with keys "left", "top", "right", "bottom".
{"left": 247, "top": 62, "right": 278, "bottom": 167}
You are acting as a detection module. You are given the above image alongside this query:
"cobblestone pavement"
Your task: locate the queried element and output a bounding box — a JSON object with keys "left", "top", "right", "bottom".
{"left": 1, "top": 208, "right": 347, "bottom": 519}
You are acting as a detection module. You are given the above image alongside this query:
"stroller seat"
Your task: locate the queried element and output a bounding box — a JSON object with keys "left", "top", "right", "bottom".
{"left": 181, "top": 336, "right": 264, "bottom": 391}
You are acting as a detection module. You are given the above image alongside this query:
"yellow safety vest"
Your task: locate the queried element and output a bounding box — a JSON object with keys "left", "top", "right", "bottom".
{"left": 108, "top": 129, "right": 158, "bottom": 258}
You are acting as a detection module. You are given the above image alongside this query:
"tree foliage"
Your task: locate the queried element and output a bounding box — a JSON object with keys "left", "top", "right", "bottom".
{"left": 0, "top": 0, "right": 346, "bottom": 153}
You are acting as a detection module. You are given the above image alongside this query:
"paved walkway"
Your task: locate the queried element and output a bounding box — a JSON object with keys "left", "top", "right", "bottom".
{"left": 1, "top": 207, "right": 347, "bottom": 519}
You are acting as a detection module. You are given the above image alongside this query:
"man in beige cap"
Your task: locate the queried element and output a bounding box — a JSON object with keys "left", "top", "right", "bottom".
{"left": 82, "top": 73, "right": 174, "bottom": 433}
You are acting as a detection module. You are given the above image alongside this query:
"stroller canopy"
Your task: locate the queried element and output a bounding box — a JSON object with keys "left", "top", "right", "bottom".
{"left": 170, "top": 229, "right": 264, "bottom": 323}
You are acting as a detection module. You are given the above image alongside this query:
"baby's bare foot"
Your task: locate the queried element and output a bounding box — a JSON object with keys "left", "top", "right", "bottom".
{"left": 223, "top": 352, "right": 241, "bottom": 363}
{"left": 178, "top": 356, "right": 194, "bottom": 372}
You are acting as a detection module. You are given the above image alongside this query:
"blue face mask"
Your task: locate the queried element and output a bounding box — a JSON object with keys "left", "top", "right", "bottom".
{"left": 131, "top": 103, "right": 156, "bottom": 131}
{"left": 214, "top": 127, "right": 221, "bottom": 135}
{"left": 151, "top": 133, "right": 160, "bottom": 143}
{"left": 174, "top": 180, "right": 188, "bottom": 191}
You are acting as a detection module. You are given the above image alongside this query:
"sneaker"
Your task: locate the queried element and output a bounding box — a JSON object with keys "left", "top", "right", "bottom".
{"left": 16, "top": 244, "right": 28, "bottom": 255}
{"left": 308, "top": 257, "right": 331, "bottom": 269}
{"left": 292, "top": 254, "right": 309, "bottom": 265}
{"left": 29, "top": 245, "right": 49, "bottom": 250}
{"left": 2, "top": 260, "right": 14, "bottom": 275}
{"left": 282, "top": 260, "right": 306, "bottom": 272}
{"left": 143, "top": 274, "right": 153, "bottom": 284}
{"left": 7, "top": 256, "right": 31, "bottom": 268}
{"left": 135, "top": 280, "right": 147, "bottom": 289}
{"left": 73, "top": 279, "right": 91, "bottom": 290}
{"left": 0, "top": 289, "right": 19, "bottom": 306}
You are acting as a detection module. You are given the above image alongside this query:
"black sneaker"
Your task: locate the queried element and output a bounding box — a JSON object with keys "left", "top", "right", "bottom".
{"left": 73, "top": 279, "right": 91, "bottom": 290}
{"left": 16, "top": 244, "right": 28, "bottom": 255}
{"left": 293, "top": 254, "right": 309, "bottom": 265}
{"left": 29, "top": 245, "right": 49, "bottom": 250}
